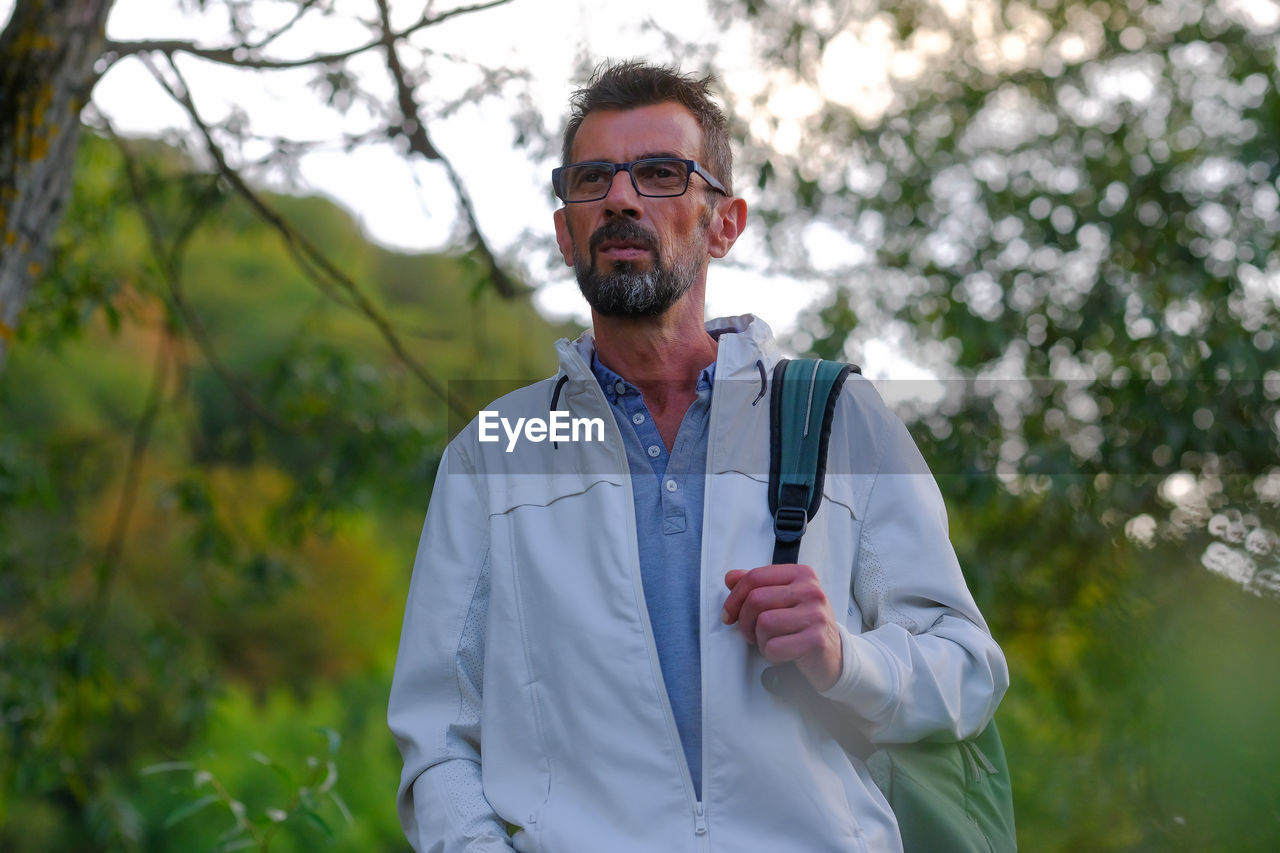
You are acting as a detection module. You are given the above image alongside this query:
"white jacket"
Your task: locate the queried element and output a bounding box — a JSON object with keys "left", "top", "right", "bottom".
{"left": 389, "top": 315, "right": 1009, "bottom": 853}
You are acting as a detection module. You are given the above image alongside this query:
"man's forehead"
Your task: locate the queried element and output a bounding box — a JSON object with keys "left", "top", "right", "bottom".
{"left": 570, "top": 102, "right": 704, "bottom": 162}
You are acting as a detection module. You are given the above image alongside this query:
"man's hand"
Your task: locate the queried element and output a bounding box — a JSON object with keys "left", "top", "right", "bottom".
{"left": 721, "top": 564, "right": 843, "bottom": 692}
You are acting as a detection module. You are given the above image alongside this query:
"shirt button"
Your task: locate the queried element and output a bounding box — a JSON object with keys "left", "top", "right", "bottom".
{"left": 665, "top": 479, "right": 677, "bottom": 492}
{"left": 614, "top": 380, "right": 626, "bottom": 395}
{"left": 632, "top": 412, "right": 645, "bottom": 425}
{"left": 647, "top": 445, "right": 661, "bottom": 458}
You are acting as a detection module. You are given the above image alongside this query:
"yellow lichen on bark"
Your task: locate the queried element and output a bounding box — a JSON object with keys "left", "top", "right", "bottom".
{"left": 14, "top": 83, "right": 58, "bottom": 163}
{"left": 32, "top": 90, "right": 48, "bottom": 130}
{"left": 12, "top": 2, "right": 60, "bottom": 69}
{"left": 12, "top": 29, "right": 56, "bottom": 55}
{"left": 29, "top": 133, "right": 50, "bottom": 162}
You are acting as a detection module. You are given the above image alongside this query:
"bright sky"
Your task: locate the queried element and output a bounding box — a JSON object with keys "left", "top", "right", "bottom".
{"left": 0, "top": 0, "right": 844, "bottom": 331}
{"left": 0, "top": 0, "right": 940, "bottom": 380}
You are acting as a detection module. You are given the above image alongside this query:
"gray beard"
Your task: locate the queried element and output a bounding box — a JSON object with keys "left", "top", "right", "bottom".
{"left": 575, "top": 254, "right": 699, "bottom": 318}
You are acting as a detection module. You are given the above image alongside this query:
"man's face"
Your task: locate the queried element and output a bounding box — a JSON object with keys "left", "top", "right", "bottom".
{"left": 554, "top": 103, "right": 719, "bottom": 318}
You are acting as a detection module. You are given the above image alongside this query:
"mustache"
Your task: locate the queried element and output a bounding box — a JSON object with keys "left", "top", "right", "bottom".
{"left": 588, "top": 220, "right": 658, "bottom": 254}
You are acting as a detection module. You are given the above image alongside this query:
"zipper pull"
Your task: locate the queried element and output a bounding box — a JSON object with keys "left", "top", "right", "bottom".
{"left": 694, "top": 801, "right": 707, "bottom": 835}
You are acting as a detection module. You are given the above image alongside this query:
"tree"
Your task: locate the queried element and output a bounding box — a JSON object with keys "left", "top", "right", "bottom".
{"left": 7, "top": 0, "right": 1280, "bottom": 846}
{"left": 706, "top": 0, "right": 1279, "bottom": 588}
{"left": 0, "top": 127, "right": 567, "bottom": 850}
{"left": 0, "top": 0, "right": 113, "bottom": 371}
{"left": 1, "top": 0, "right": 528, "bottom": 380}
{"left": 1, "top": 2, "right": 571, "bottom": 847}
{"left": 708, "top": 0, "right": 1280, "bottom": 846}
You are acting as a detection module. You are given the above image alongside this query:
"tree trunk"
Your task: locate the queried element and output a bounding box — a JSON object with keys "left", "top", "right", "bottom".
{"left": 0, "top": 0, "right": 114, "bottom": 374}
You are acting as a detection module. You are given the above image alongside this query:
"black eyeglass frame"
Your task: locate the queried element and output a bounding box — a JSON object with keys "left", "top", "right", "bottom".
{"left": 551, "top": 158, "right": 729, "bottom": 203}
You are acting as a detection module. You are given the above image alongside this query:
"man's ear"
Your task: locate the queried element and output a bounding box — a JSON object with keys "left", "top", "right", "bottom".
{"left": 553, "top": 208, "right": 576, "bottom": 268}
{"left": 707, "top": 197, "right": 748, "bottom": 259}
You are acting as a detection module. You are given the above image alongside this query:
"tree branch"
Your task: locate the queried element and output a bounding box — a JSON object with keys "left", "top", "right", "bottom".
{"left": 144, "top": 54, "right": 472, "bottom": 421}
{"left": 102, "top": 0, "right": 516, "bottom": 71}
{"left": 102, "top": 37, "right": 371, "bottom": 71}
{"left": 104, "top": 116, "right": 298, "bottom": 434}
{"left": 86, "top": 315, "right": 174, "bottom": 638}
{"left": 245, "top": 0, "right": 323, "bottom": 52}
{"left": 374, "top": 0, "right": 522, "bottom": 298}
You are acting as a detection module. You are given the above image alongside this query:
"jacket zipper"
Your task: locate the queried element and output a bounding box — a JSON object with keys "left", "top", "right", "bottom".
{"left": 567, "top": 346, "right": 709, "bottom": 843}
{"left": 618, "top": 432, "right": 707, "bottom": 842}
{"left": 692, "top": 366, "right": 732, "bottom": 849}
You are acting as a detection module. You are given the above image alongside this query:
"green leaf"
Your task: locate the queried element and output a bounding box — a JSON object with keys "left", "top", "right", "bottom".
{"left": 257, "top": 756, "right": 294, "bottom": 787}
{"left": 300, "top": 806, "right": 334, "bottom": 839}
{"left": 315, "top": 759, "right": 338, "bottom": 793}
{"left": 164, "top": 794, "right": 220, "bottom": 828}
{"left": 214, "top": 820, "right": 250, "bottom": 846}
{"left": 757, "top": 159, "right": 774, "bottom": 191}
{"left": 141, "top": 760, "right": 195, "bottom": 775}
{"left": 328, "top": 790, "right": 353, "bottom": 825}
{"left": 315, "top": 725, "right": 341, "bottom": 755}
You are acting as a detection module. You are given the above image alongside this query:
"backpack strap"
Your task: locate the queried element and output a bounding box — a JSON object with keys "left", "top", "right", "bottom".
{"left": 768, "top": 358, "right": 858, "bottom": 565}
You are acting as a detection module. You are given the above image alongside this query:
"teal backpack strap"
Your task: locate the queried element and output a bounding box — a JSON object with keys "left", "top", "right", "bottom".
{"left": 768, "top": 358, "right": 857, "bottom": 565}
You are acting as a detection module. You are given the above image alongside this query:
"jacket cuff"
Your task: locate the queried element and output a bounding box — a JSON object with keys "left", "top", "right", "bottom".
{"left": 818, "top": 625, "right": 898, "bottom": 720}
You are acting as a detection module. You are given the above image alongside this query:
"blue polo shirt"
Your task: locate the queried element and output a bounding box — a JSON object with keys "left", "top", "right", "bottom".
{"left": 591, "top": 353, "right": 713, "bottom": 799}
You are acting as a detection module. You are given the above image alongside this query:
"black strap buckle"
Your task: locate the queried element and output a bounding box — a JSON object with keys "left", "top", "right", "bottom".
{"left": 773, "top": 506, "right": 808, "bottom": 543}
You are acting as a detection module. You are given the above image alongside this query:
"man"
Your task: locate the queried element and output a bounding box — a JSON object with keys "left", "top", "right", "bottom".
{"left": 388, "top": 61, "right": 1008, "bottom": 852}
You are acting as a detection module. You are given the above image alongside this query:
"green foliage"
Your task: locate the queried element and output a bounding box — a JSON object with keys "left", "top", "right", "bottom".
{"left": 710, "top": 0, "right": 1280, "bottom": 847}
{"left": 0, "top": 128, "right": 570, "bottom": 850}
{"left": 126, "top": 680, "right": 405, "bottom": 852}
{"left": 7, "top": 2, "right": 1280, "bottom": 850}
{"left": 142, "top": 725, "right": 351, "bottom": 851}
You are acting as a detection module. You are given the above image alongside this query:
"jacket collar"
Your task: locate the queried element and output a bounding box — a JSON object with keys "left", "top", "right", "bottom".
{"left": 554, "top": 314, "right": 781, "bottom": 385}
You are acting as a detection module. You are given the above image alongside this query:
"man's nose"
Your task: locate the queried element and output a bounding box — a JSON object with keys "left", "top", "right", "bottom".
{"left": 602, "top": 167, "right": 642, "bottom": 218}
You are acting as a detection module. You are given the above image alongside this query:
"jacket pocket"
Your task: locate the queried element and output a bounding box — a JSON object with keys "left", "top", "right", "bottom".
{"left": 480, "top": 513, "right": 556, "bottom": 842}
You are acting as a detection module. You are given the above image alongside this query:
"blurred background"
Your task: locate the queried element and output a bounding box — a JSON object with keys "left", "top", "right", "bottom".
{"left": 2, "top": 0, "right": 1279, "bottom": 849}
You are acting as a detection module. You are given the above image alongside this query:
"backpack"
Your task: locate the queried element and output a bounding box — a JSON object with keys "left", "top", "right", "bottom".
{"left": 767, "top": 357, "right": 1017, "bottom": 853}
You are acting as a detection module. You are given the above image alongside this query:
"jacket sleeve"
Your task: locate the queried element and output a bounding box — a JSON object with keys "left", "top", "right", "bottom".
{"left": 387, "top": 442, "right": 515, "bottom": 852}
{"left": 818, "top": 382, "right": 1010, "bottom": 744}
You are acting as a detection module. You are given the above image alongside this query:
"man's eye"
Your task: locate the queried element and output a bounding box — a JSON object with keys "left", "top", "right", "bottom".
{"left": 575, "top": 168, "right": 610, "bottom": 184}
{"left": 636, "top": 162, "right": 687, "bottom": 186}
{"left": 637, "top": 164, "right": 673, "bottom": 179}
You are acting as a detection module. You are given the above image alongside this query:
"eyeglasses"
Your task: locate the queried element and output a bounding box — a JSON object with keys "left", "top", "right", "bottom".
{"left": 551, "top": 158, "right": 728, "bottom": 203}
